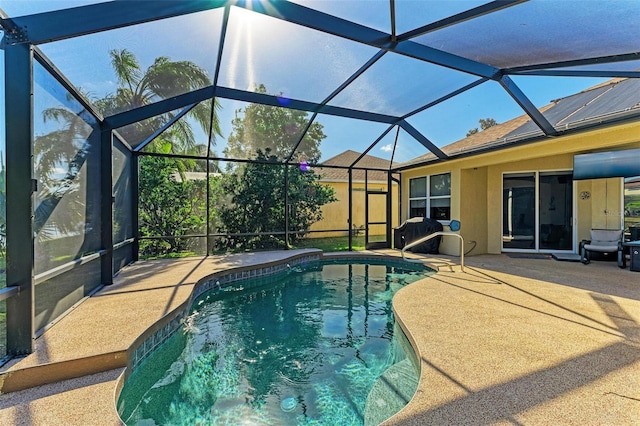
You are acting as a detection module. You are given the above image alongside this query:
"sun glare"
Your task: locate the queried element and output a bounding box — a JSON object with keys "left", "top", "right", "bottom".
{"left": 227, "top": 7, "right": 258, "bottom": 91}
{"left": 224, "top": 3, "right": 287, "bottom": 93}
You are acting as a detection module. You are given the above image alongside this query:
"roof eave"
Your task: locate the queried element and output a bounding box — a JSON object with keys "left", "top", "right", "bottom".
{"left": 393, "top": 110, "right": 640, "bottom": 172}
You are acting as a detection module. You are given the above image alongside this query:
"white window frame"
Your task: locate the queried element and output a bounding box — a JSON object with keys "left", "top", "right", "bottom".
{"left": 408, "top": 173, "right": 451, "bottom": 223}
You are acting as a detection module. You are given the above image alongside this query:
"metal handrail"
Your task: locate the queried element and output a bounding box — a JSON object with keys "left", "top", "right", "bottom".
{"left": 34, "top": 249, "right": 106, "bottom": 286}
{"left": 0, "top": 285, "right": 19, "bottom": 302}
{"left": 113, "top": 238, "right": 135, "bottom": 250}
{"left": 401, "top": 232, "right": 465, "bottom": 272}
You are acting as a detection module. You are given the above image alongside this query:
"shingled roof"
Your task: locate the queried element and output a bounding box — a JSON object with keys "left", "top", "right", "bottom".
{"left": 316, "top": 150, "right": 395, "bottom": 183}
{"left": 401, "top": 78, "right": 640, "bottom": 168}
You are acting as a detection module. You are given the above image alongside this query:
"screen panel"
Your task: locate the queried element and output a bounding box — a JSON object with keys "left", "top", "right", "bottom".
{"left": 113, "top": 243, "right": 134, "bottom": 276}
{"left": 113, "top": 136, "right": 133, "bottom": 243}
{"left": 0, "top": 299, "right": 5, "bottom": 360}
{"left": 406, "top": 80, "right": 523, "bottom": 149}
{"left": 38, "top": 8, "right": 224, "bottom": 117}
{"left": 220, "top": 5, "right": 379, "bottom": 104}
{"left": 33, "top": 61, "right": 102, "bottom": 275}
{"left": 216, "top": 159, "right": 286, "bottom": 251}
{"left": 34, "top": 257, "right": 101, "bottom": 332}
{"left": 414, "top": 1, "right": 640, "bottom": 69}
{"left": 214, "top": 97, "right": 316, "bottom": 162}
{"left": 0, "top": 46, "right": 5, "bottom": 359}
{"left": 328, "top": 51, "right": 477, "bottom": 117}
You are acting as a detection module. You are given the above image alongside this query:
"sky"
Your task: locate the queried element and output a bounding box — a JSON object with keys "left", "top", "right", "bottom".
{"left": 0, "top": 0, "right": 618, "bottom": 165}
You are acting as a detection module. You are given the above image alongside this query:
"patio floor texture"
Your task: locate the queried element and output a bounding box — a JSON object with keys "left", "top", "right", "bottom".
{"left": 0, "top": 250, "right": 638, "bottom": 425}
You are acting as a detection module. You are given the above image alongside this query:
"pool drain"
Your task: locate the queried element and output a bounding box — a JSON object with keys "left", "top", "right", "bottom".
{"left": 280, "top": 397, "right": 297, "bottom": 412}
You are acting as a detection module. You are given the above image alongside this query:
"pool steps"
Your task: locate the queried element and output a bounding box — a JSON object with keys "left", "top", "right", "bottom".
{"left": 364, "top": 358, "right": 419, "bottom": 426}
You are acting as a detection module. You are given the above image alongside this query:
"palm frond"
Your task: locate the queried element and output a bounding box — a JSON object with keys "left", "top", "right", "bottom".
{"left": 110, "top": 49, "right": 142, "bottom": 93}
{"left": 34, "top": 182, "right": 81, "bottom": 236}
{"left": 169, "top": 120, "right": 196, "bottom": 153}
{"left": 146, "top": 59, "right": 210, "bottom": 98}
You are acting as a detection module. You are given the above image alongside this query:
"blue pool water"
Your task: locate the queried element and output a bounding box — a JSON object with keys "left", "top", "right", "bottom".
{"left": 118, "top": 259, "right": 433, "bottom": 425}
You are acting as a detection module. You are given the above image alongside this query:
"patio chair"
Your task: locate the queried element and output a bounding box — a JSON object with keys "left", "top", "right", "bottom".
{"left": 579, "top": 229, "right": 624, "bottom": 265}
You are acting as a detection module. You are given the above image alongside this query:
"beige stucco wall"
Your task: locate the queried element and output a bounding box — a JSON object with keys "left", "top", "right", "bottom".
{"left": 460, "top": 167, "right": 488, "bottom": 255}
{"left": 309, "top": 180, "right": 399, "bottom": 239}
{"left": 400, "top": 120, "right": 640, "bottom": 255}
{"left": 589, "top": 178, "right": 624, "bottom": 230}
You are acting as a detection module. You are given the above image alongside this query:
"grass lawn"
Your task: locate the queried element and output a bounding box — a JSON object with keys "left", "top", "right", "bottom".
{"left": 140, "top": 251, "right": 200, "bottom": 261}
{"left": 292, "top": 236, "right": 366, "bottom": 252}
{"left": 138, "top": 235, "right": 373, "bottom": 259}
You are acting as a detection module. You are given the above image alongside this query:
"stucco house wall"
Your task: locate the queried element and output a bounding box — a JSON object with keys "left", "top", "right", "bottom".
{"left": 401, "top": 120, "right": 640, "bottom": 255}
{"left": 308, "top": 150, "right": 399, "bottom": 240}
{"left": 309, "top": 179, "right": 399, "bottom": 238}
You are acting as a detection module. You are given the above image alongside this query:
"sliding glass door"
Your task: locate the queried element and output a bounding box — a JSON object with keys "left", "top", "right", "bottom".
{"left": 539, "top": 173, "right": 573, "bottom": 250}
{"left": 503, "top": 173, "right": 536, "bottom": 249}
{"left": 503, "top": 171, "right": 573, "bottom": 252}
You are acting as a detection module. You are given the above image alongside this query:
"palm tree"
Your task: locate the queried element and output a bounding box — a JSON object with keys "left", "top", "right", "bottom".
{"left": 34, "top": 49, "right": 222, "bottom": 242}
{"left": 97, "top": 49, "right": 221, "bottom": 155}
{"left": 33, "top": 99, "right": 97, "bottom": 240}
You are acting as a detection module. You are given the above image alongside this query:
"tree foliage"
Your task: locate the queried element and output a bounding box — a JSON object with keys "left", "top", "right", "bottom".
{"left": 215, "top": 85, "right": 336, "bottom": 250}
{"left": 224, "top": 84, "right": 324, "bottom": 163}
{"left": 30, "top": 49, "right": 220, "bottom": 257}
{"left": 217, "top": 150, "right": 336, "bottom": 250}
{"left": 138, "top": 156, "right": 208, "bottom": 256}
{"left": 27, "top": 49, "right": 337, "bottom": 258}
{"left": 96, "top": 50, "right": 223, "bottom": 256}
{"left": 466, "top": 117, "right": 498, "bottom": 137}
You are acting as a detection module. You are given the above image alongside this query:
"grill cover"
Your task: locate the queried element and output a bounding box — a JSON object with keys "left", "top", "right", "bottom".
{"left": 394, "top": 217, "right": 443, "bottom": 254}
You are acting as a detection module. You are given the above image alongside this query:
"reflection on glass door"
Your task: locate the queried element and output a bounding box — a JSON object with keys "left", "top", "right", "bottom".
{"left": 503, "top": 171, "right": 574, "bottom": 251}
{"left": 539, "top": 172, "right": 573, "bottom": 250}
{"left": 503, "top": 173, "right": 535, "bottom": 249}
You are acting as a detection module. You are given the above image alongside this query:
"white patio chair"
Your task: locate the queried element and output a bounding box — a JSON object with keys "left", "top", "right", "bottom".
{"left": 579, "top": 229, "right": 624, "bottom": 265}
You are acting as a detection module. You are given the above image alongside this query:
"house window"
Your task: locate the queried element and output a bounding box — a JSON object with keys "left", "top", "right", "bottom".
{"left": 409, "top": 173, "right": 451, "bottom": 220}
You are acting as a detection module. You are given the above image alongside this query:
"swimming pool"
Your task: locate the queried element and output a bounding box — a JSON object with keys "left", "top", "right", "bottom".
{"left": 117, "top": 257, "right": 433, "bottom": 425}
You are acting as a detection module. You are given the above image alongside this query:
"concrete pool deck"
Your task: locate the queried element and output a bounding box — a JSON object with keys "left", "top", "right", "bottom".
{"left": 0, "top": 250, "right": 639, "bottom": 425}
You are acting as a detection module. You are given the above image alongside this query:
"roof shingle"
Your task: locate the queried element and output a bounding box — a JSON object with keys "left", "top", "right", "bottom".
{"left": 401, "top": 78, "right": 640, "bottom": 168}
{"left": 316, "top": 150, "right": 394, "bottom": 182}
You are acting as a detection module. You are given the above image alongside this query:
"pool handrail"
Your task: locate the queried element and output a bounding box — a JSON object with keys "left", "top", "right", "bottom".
{"left": 401, "top": 232, "right": 465, "bottom": 272}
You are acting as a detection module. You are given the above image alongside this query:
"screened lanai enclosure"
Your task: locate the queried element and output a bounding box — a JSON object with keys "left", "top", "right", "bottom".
{"left": 1, "top": 0, "right": 639, "bottom": 360}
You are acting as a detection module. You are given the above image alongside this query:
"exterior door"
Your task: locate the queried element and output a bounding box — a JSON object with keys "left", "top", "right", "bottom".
{"left": 539, "top": 172, "right": 573, "bottom": 250}
{"left": 503, "top": 171, "right": 574, "bottom": 252}
{"left": 365, "top": 191, "right": 389, "bottom": 249}
{"left": 503, "top": 173, "right": 536, "bottom": 250}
